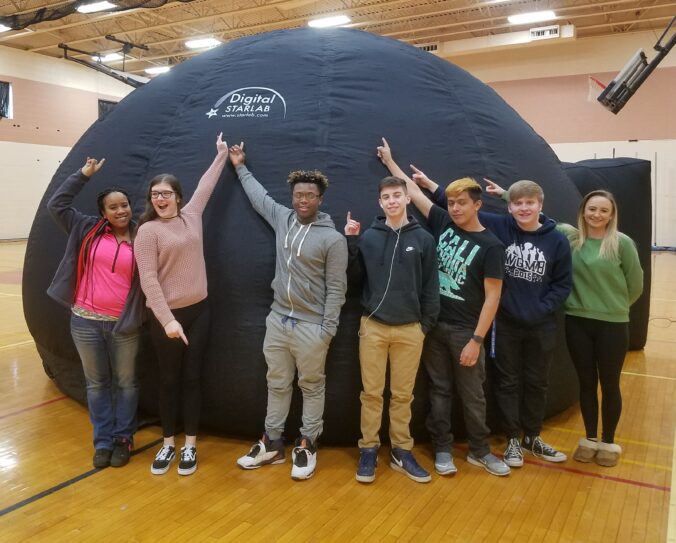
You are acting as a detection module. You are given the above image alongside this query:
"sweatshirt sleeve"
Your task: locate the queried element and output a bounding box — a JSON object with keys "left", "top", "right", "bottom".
{"left": 182, "top": 150, "right": 228, "bottom": 215}
{"left": 420, "top": 234, "right": 440, "bottom": 334}
{"left": 539, "top": 237, "right": 573, "bottom": 316}
{"left": 47, "top": 170, "right": 91, "bottom": 234}
{"left": 431, "top": 185, "right": 447, "bottom": 208}
{"left": 321, "top": 236, "right": 348, "bottom": 337}
{"left": 620, "top": 234, "right": 644, "bottom": 305}
{"left": 235, "top": 164, "right": 289, "bottom": 228}
{"left": 134, "top": 225, "right": 175, "bottom": 327}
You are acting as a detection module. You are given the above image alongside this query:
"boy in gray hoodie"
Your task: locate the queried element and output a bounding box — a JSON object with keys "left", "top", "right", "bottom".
{"left": 230, "top": 144, "right": 348, "bottom": 480}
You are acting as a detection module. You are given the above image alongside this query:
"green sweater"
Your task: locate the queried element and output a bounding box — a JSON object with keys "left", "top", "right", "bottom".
{"left": 557, "top": 224, "right": 643, "bottom": 323}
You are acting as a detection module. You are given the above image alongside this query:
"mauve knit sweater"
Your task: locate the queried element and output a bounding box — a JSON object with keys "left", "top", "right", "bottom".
{"left": 134, "top": 151, "right": 227, "bottom": 326}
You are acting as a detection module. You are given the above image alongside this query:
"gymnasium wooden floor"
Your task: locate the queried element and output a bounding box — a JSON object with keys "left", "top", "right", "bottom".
{"left": 0, "top": 241, "right": 674, "bottom": 542}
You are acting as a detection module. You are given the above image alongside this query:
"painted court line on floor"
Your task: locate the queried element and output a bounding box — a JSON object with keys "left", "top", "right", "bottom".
{"left": 522, "top": 457, "right": 670, "bottom": 492}
{"left": 621, "top": 370, "right": 676, "bottom": 381}
{"left": 545, "top": 425, "right": 674, "bottom": 451}
{"left": 459, "top": 443, "right": 670, "bottom": 490}
{"left": 0, "top": 339, "right": 34, "bottom": 350}
{"left": 0, "top": 438, "right": 163, "bottom": 518}
{"left": 0, "top": 396, "right": 67, "bottom": 421}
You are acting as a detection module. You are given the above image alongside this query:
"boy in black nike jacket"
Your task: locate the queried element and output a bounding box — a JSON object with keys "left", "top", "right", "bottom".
{"left": 345, "top": 176, "right": 439, "bottom": 484}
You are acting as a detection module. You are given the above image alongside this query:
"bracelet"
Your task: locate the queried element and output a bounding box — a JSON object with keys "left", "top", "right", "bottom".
{"left": 471, "top": 334, "right": 484, "bottom": 344}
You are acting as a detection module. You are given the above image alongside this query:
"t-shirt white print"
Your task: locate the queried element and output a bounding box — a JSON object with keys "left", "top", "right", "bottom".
{"left": 437, "top": 228, "right": 480, "bottom": 301}
{"left": 505, "top": 242, "right": 546, "bottom": 283}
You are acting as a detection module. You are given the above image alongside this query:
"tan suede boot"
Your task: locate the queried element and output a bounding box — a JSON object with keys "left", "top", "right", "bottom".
{"left": 595, "top": 442, "right": 622, "bottom": 467}
{"left": 572, "top": 437, "right": 598, "bottom": 463}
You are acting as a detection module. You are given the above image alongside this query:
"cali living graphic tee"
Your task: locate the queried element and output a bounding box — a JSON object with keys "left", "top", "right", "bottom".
{"left": 427, "top": 205, "right": 504, "bottom": 328}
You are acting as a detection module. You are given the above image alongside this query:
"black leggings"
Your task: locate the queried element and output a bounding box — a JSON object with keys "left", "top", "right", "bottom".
{"left": 149, "top": 299, "right": 210, "bottom": 437}
{"left": 565, "top": 315, "right": 629, "bottom": 443}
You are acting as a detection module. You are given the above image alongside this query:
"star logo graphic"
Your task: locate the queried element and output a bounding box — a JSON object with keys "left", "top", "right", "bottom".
{"left": 206, "top": 108, "right": 219, "bottom": 118}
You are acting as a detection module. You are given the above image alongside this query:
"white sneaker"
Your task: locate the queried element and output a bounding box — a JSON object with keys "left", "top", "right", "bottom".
{"left": 291, "top": 436, "right": 317, "bottom": 480}
{"left": 237, "top": 433, "right": 285, "bottom": 469}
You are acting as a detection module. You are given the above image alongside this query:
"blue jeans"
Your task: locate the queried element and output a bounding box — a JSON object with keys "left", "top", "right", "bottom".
{"left": 70, "top": 314, "right": 140, "bottom": 450}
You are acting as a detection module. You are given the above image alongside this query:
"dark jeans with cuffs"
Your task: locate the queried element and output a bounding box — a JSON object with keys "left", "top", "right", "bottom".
{"left": 492, "top": 318, "right": 557, "bottom": 439}
{"left": 423, "top": 322, "right": 491, "bottom": 458}
{"left": 149, "top": 299, "right": 210, "bottom": 437}
{"left": 565, "top": 315, "right": 629, "bottom": 444}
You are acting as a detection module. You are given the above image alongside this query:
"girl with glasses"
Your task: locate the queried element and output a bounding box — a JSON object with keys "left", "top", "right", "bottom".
{"left": 135, "top": 133, "right": 228, "bottom": 476}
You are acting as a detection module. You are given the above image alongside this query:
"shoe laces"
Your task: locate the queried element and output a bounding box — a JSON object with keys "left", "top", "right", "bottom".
{"left": 156, "top": 445, "right": 173, "bottom": 461}
{"left": 247, "top": 441, "right": 263, "bottom": 457}
{"left": 533, "top": 437, "right": 557, "bottom": 455}
{"left": 505, "top": 439, "right": 521, "bottom": 457}
{"left": 181, "top": 447, "right": 196, "bottom": 462}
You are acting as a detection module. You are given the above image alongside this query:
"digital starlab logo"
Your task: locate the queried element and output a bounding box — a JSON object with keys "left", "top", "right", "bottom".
{"left": 205, "top": 87, "right": 287, "bottom": 120}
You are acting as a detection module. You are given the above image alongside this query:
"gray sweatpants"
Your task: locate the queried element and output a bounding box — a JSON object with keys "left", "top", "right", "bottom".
{"left": 263, "top": 311, "right": 331, "bottom": 442}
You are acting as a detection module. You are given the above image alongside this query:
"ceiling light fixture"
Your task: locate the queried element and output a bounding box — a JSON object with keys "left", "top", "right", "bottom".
{"left": 508, "top": 10, "right": 557, "bottom": 25}
{"left": 308, "top": 15, "right": 351, "bottom": 28}
{"left": 145, "top": 66, "right": 171, "bottom": 75}
{"left": 185, "top": 37, "right": 221, "bottom": 49}
{"left": 92, "top": 52, "right": 123, "bottom": 62}
{"left": 77, "top": 1, "right": 116, "bottom": 14}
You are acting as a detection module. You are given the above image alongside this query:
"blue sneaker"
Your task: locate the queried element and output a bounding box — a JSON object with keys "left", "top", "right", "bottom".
{"left": 434, "top": 451, "right": 457, "bottom": 476}
{"left": 356, "top": 447, "right": 378, "bottom": 483}
{"left": 467, "top": 452, "right": 511, "bottom": 477}
{"left": 389, "top": 448, "right": 431, "bottom": 483}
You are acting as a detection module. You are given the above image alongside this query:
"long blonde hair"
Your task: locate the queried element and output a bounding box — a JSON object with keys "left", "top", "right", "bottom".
{"left": 572, "top": 190, "right": 620, "bottom": 260}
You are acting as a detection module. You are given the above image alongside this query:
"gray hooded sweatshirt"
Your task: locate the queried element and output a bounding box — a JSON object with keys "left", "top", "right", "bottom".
{"left": 236, "top": 165, "right": 348, "bottom": 338}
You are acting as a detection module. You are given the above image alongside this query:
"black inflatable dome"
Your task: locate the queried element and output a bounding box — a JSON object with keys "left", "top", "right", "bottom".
{"left": 24, "top": 28, "right": 585, "bottom": 444}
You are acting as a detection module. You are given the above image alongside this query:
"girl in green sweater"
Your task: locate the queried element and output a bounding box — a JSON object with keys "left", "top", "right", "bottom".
{"left": 557, "top": 190, "right": 643, "bottom": 468}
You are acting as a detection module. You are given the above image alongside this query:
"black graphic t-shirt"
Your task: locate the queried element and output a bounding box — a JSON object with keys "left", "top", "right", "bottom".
{"left": 427, "top": 205, "right": 505, "bottom": 327}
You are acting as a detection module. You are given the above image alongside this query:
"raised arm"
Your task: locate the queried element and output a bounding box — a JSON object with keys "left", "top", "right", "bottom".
{"left": 376, "top": 137, "right": 433, "bottom": 218}
{"left": 47, "top": 158, "right": 106, "bottom": 233}
{"left": 344, "top": 211, "right": 364, "bottom": 287}
{"left": 182, "top": 132, "right": 228, "bottom": 215}
{"left": 229, "top": 143, "right": 289, "bottom": 227}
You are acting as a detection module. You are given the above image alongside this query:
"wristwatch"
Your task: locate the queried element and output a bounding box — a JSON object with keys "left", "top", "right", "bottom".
{"left": 471, "top": 334, "right": 484, "bottom": 344}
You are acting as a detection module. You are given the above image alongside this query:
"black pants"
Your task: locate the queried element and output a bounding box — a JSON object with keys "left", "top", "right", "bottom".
{"left": 149, "top": 299, "right": 210, "bottom": 437}
{"left": 493, "top": 318, "right": 557, "bottom": 438}
{"left": 565, "top": 315, "right": 628, "bottom": 443}
{"left": 423, "top": 322, "right": 491, "bottom": 458}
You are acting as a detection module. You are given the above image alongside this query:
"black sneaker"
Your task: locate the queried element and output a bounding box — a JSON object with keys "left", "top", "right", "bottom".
{"left": 503, "top": 437, "right": 524, "bottom": 467}
{"left": 110, "top": 438, "right": 132, "bottom": 468}
{"left": 522, "top": 435, "right": 567, "bottom": 463}
{"left": 178, "top": 446, "right": 197, "bottom": 476}
{"left": 151, "top": 445, "right": 176, "bottom": 475}
{"left": 93, "top": 448, "right": 112, "bottom": 468}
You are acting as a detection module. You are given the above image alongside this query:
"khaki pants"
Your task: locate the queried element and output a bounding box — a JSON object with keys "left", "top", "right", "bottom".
{"left": 358, "top": 317, "right": 425, "bottom": 450}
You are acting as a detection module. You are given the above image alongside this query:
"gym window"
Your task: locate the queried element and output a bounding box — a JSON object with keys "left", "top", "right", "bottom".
{"left": 0, "top": 81, "right": 13, "bottom": 119}
{"left": 98, "top": 99, "right": 118, "bottom": 120}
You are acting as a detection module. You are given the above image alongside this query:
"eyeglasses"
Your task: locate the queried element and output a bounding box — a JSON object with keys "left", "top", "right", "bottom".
{"left": 293, "top": 192, "right": 320, "bottom": 202}
{"left": 150, "top": 190, "right": 175, "bottom": 200}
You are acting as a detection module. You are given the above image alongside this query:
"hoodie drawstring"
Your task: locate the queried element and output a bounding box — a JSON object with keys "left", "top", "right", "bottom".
{"left": 296, "top": 223, "right": 312, "bottom": 256}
